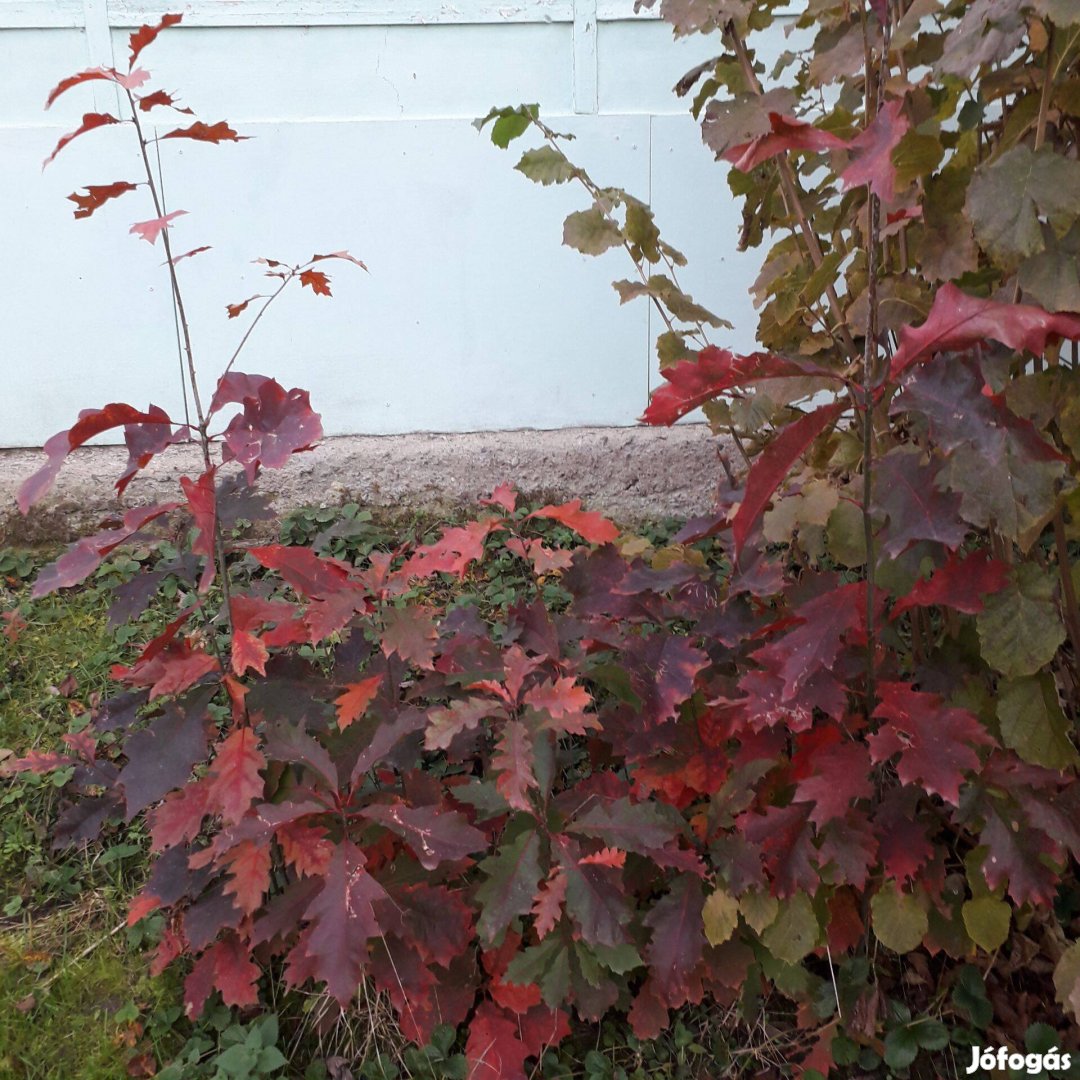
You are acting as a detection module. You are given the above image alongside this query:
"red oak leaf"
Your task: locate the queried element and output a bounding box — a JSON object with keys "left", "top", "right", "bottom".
{"left": 226, "top": 296, "right": 260, "bottom": 319}
{"left": 523, "top": 676, "right": 595, "bottom": 734}
{"left": 114, "top": 641, "right": 219, "bottom": 700}
{"left": 219, "top": 380, "right": 323, "bottom": 481}
{"left": 137, "top": 89, "right": 193, "bottom": 114}
{"left": 221, "top": 839, "right": 272, "bottom": 915}
{"left": 891, "top": 283, "right": 1080, "bottom": 376}
{"left": 467, "top": 1001, "right": 567, "bottom": 1080}
{"left": 840, "top": 98, "right": 909, "bottom": 203}
{"left": 129, "top": 12, "right": 183, "bottom": 67}
{"left": 624, "top": 632, "right": 709, "bottom": 726}
{"left": 231, "top": 631, "right": 269, "bottom": 678}
{"left": 184, "top": 934, "right": 259, "bottom": 1018}
{"left": 528, "top": 500, "right": 619, "bottom": 544}
{"left": 793, "top": 740, "right": 874, "bottom": 827}
{"left": 46, "top": 66, "right": 146, "bottom": 109}
{"left": 723, "top": 112, "right": 846, "bottom": 172}
{"left": 505, "top": 537, "right": 575, "bottom": 575}
{"left": 873, "top": 447, "right": 967, "bottom": 557}
{"left": 640, "top": 346, "right": 837, "bottom": 426}
{"left": 403, "top": 519, "right": 502, "bottom": 579}
{"left": 299, "top": 269, "right": 332, "bottom": 296}
{"left": 891, "top": 549, "right": 1010, "bottom": 618}
{"left": 334, "top": 674, "right": 383, "bottom": 730}
{"left": 19, "top": 402, "right": 178, "bottom": 511}
{"left": 311, "top": 250, "right": 368, "bottom": 270}
{"left": 643, "top": 875, "right": 706, "bottom": 1009}
{"left": 149, "top": 778, "right": 211, "bottom": 850}
{"left": 277, "top": 819, "right": 333, "bottom": 877}
{"left": 980, "top": 810, "right": 1060, "bottom": 907}
{"left": 580, "top": 847, "right": 626, "bottom": 868}
{"left": 868, "top": 682, "right": 994, "bottom": 805}
{"left": 43, "top": 112, "right": 120, "bottom": 168}
{"left": 207, "top": 728, "right": 266, "bottom": 824}
{"left": 361, "top": 801, "right": 487, "bottom": 870}
{"left": 424, "top": 697, "right": 504, "bottom": 752}
{"left": 381, "top": 606, "right": 439, "bottom": 669}
{"left": 481, "top": 482, "right": 519, "bottom": 513}
{"left": 733, "top": 400, "right": 845, "bottom": 559}
{"left": 531, "top": 867, "right": 567, "bottom": 939}
{"left": 247, "top": 544, "right": 355, "bottom": 599}
{"left": 129, "top": 210, "right": 187, "bottom": 245}
{"left": 173, "top": 245, "right": 211, "bottom": 263}
{"left": 161, "top": 120, "right": 248, "bottom": 144}
{"left": 493, "top": 721, "right": 539, "bottom": 812}
{"left": 292, "top": 840, "right": 388, "bottom": 1007}
{"left": 32, "top": 502, "right": 179, "bottom": 598}
{"left": 67, "top": 181, "right": 137, "bottom": 219}
{"left": 180, "top": 468, "right": 217, "bottom": 592}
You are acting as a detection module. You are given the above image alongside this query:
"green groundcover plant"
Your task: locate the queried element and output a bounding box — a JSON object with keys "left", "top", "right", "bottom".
{"left": 7, "top": 3, "right": 1080, "bottom": 1077}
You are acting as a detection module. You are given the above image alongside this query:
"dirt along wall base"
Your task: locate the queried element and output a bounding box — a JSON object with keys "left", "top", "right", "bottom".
{"left": 0, "top": 425, "right": 731, "bottom": 544}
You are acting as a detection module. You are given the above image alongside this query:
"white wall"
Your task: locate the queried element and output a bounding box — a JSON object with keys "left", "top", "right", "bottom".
{"left": 0, "top": 0, "right": 781, "bottom": 446}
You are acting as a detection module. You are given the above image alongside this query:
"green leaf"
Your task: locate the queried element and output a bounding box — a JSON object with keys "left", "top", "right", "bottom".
{"left": 1032, "top": 0, "right": 1080, "bottom": 25}
{"left": 702, "top": 888, "right": 740, "bottom": 946}
{"left": 977, "top": 564, "right": 1066, "bottom": 679}
{"left": 915, "top": 1020, "right": 949, "bottom": 1051}
{"left": 1054, "top": 941, "right": 1080, "bottom": 1021}
{"left": 961, "top": 897, "right": 1011, "bottom": 951}
{"left": 739, "top": 888, "right": 779, "bottom": 934}
{"left": 871, "top": 885, "right": 928, "bottom": 954}
{"left": 624, "top": 201, "right": 662, "bottom": 263}
{"left": 515, "top": 146, "right": 576, "bottom": 186}
{"left": 883, "top": 1026, "right": 920, "bottom": 1071}
{"left": 474, "top": 827, "right": 543, "bottom": 943}
{"left": 952, "top": 964, "right": 993, "bottom": 1028}
{"left": 760, "top": 893, "right": 819, "bottom": 964}
{"left": 997, "top": 673, "right": 1079, "bottom": 770}
{"left": 966, "top": 146, "right": 1080, "bottom": 267}
{"left": 562, "top": 208, "right": 623, "bottom": 256}
{"left": 504, "top": 935, "right": 571, "bottom": 1007}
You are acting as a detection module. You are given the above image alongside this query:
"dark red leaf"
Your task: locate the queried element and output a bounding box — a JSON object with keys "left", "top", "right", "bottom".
{"left": 289, "top": 840, "right": 387, "bottom": 1007}
{"left": 643, "top": 875, "right": 706, "bottom": 1009}
{"left": 206, "top": 727, "right": 266, "bottom": 824}
{"left": 180, "top": 469, "right": 217, "bottom": 593}
{"left": 116, "top": 406, "right": 185, "bottom": 496}
{"left": 183, "top": 934, "right": 259, "bottom": 1019}
{"left": 402, "top": 519, "right": 502, "bottom": 579}
{"left": 333, "top": 674, "right": 382, "bottom": 730}
{"left": 380, "top": 606, "right": 439, "bottom": 669}
{"left": 137, "top": 89, "right": 193, "bottom": 114}
{"left": 218, "top": 379, "right": 323, "bottom": 481}
{"left": 890, "top": 549, "right": 1010, "bottom": 618}
{"left": 793, "top": 738, "right": 874, "bottom": 827}
{"left": 868, "top": 682, "right": 994, "bottom": 806}
{"left": 891, "top": 283, "right": 1080, "bottom": 376}
{"left": 67, "top": 181, "right": 137, "bottom": 219}
{"left": 31, "top": 502, "right": 179, "bottom": 598}
{"left": 45, "top": 66, "right": 148, "bottom": 109}
{"left": 361, "top": 800, "right": 486, "bottom": 869}
{"left": 873, "top": 447, "right": 967, "bottom": 557}
{"left": 840, "top": 98, "right": 909, "bottom": 203}
{"left": 733, "top": 401, "right": 845, "bottom": 559}
{"left": 43, "top": 112, "right": 121, "bottom": 168}
{"left": 247, "top": 544, "right": 355, "bottom": 599}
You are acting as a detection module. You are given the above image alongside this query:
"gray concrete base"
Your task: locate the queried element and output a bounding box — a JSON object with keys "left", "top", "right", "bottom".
{"left": 0, "top": 425, "right": 729, "bottom": 543}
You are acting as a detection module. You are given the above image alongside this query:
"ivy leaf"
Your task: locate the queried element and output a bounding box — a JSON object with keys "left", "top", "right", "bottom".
{"left": 733, "top": 402, "right": 845, "bottom": 559}
{"left": 868, "top": 683, "right": 993, "bottom": 806}
{"left": 293, "top": 840, "right": 387, "bottom": 1007}
{"left": 562, "top": 208, "right": 623, "bottom": 256}
{"left": 891, "top": 549, "right": 1010, "bottom": 619}
{"left": 361, "top": 801, "right": 486, "bottom": 870}
{"left": 997, "top": 674, "right": 1080, "bottom": 770}
{"left": 870, "top": 884, "right": 928, "bottom": 953}
{"left": 515, "top": 147, "right": 576, "bottom": 185}
{"left": 977, "top": 564, "right": 1066, "bottom": 679}
{"left": 966, "top": 146, "right": 1080, "bottom": 266}
{"left": 890, "top": 283, "right": 1080, "bottom": 376}
{"left": 840, "top": 98, "right": 909, "bottom": 203}
{"left": 475, "top": 828, "right": 543, "bottom": 944}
